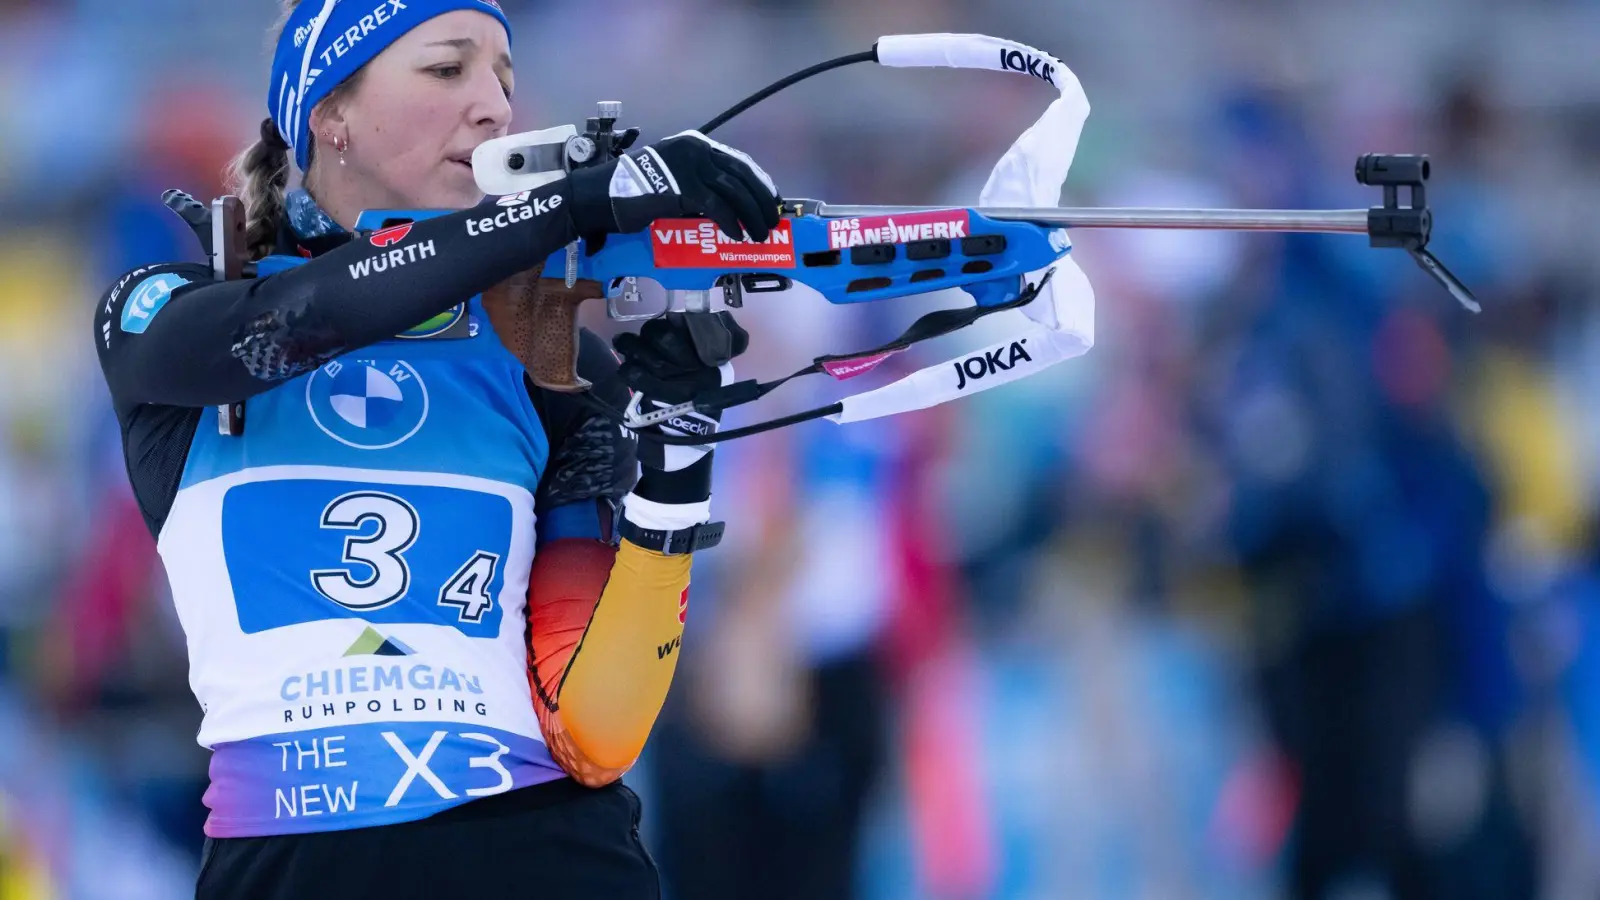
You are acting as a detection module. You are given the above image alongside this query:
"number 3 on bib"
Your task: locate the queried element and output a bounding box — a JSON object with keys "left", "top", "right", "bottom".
{"left": 311, "top": 492, "right": 498, "bottom": 624}
{"left": 310, "top": 492, "right": 419, "bottom": 611}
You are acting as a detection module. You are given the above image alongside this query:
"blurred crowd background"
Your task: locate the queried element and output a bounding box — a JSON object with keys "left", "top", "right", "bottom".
{"left": 2, "top": 0, "right": 1599, "bottom": 897}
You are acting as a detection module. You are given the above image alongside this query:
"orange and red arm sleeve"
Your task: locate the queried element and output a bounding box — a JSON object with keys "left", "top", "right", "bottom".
{"left": 525, "top": 536, "right": 690, "bottom": 786}
{"left": 523, "top": 329, "right": 691, "bottom": 786}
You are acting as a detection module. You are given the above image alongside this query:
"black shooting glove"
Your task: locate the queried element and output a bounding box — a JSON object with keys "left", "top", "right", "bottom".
{"left": 567, "top": 131, "right": 781, "bottom": 253}
{"left": 613, "top": 311, "right": 749, "bottom": 506}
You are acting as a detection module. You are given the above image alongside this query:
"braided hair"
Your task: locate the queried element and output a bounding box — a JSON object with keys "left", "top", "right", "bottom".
{"left": 222, "top": 0, "right": 366, "bottom": 260}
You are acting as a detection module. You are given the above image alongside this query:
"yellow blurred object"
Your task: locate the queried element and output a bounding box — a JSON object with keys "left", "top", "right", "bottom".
{"left": 0, "top": 231, "right": 85, "bottom": 411}
{"left": 1469, "top": 348, "right": 1591, "bottom": 555}
{"left": 0, "top": 857, "right": 56, "bottom": 900}
{"left": 0, "top": 232, "right": 77, "bottom": 334}
{"left": 0, "top": 792, "right": 57, "bottom": 900}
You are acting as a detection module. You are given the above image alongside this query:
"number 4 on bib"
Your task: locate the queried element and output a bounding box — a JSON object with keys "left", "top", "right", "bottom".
{"left": 439, "top": 551, "right": 499, "bottom": 622}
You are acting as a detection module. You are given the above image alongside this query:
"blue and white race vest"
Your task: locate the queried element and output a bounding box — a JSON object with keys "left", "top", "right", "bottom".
{"left": 161, "top": 284, "right": 567, "bottom": 837}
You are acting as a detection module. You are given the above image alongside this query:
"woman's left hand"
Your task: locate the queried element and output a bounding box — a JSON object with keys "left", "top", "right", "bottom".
{"left": 612, "top": 310, "right": 748, "bottom": 500}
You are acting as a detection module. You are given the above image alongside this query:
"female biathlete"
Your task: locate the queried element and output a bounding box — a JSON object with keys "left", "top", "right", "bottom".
{"left": 91, "top": 2, "right": 781, "bottom": 897}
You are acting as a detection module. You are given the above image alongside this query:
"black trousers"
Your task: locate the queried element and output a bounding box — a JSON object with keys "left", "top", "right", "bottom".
{"left": 647, "top": 650, "right": 890, "bottom": 900}
{"left": 1257, "top": 602, "right": 1536, "bottom": 900}
{"left": 196, "top": 778, "right": 659, "bottom": 900}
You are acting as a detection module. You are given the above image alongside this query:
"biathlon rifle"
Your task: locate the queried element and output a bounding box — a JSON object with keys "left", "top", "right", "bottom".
{"left": 181, "top": 33, "right": 1478, "bottom": 442}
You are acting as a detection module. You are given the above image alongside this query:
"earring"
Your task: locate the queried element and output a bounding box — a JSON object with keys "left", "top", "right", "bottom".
{"left": 335, "top": 135, "right": 348, "bottom": 166}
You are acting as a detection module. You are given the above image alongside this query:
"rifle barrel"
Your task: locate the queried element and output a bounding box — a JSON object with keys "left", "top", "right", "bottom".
{"left": 815, "top": 204, "right": 1371, "bottom": 234}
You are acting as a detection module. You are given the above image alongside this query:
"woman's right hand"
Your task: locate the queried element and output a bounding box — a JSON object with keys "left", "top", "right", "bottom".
{"left": 566, "top": 130, "right": 781, "bottom": 248}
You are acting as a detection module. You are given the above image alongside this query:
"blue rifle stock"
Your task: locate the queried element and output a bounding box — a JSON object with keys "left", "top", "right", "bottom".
{"left": 322, "top": 203, "right": 1073, "bottom": 396}
{"left": 522, "top": 204, "right": 1071, "bottom": 316}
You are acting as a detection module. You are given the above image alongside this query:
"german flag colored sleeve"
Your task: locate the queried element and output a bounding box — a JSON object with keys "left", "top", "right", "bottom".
{"left": 525, "top": 537, "right": 689, "bottom": 786}
{"left": 523, "top": 329, "right": 690, "bottom": 786}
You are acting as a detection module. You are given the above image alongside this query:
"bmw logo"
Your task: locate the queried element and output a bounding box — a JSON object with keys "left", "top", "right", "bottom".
{"left": 305, "top": 359, "right": 429, "bottom": 450}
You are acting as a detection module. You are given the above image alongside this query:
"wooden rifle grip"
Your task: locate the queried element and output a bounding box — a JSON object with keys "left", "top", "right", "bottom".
{"left": 482, "top": 272, "right": 604, "bottom": 392}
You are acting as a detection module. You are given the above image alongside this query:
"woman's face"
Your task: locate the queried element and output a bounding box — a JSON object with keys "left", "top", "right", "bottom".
{"left": 319, "top": 11, "right": 515, "bottom": 210}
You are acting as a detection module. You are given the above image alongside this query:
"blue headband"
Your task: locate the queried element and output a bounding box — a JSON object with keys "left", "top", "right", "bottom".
{"left": 269, "top": 0, "right": 512, "bottom": 172}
